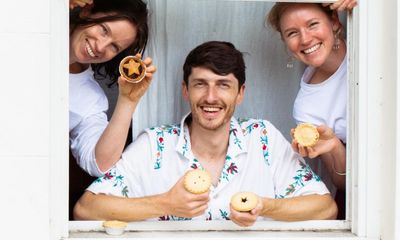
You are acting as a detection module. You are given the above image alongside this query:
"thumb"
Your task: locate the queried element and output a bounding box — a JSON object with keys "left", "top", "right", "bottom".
{"left": 317, "top": 125, "right": 333, "bottom": 137}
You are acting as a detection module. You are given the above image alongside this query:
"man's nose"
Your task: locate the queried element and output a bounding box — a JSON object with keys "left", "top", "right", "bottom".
{"left": 205, "top": 87, "right": 218, "bottom": 103}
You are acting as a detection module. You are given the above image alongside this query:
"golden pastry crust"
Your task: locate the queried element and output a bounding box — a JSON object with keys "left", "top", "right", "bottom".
{"left": 183, "top": 169, "right": 212, "bottom": 194}
{"left": 102, "top": 220, "right": 128, "bottom": 228}
{"left": 230, "top": 192, "right": 258, "bottom": 212}
{"left": 293, "top": 123, "right": 319, "bottom": 147}
{"left": 119, "top": 56, "right": 146, "bottom": 83}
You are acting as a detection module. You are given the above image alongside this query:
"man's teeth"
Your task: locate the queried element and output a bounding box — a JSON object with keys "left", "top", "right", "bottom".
{"left": 303, "top": 44, "right": 321, "bottom": 54}
{"left": 203, "top": 107, "right": 219, "bottom": 112}
{"left": 86, "top": 41, "right": 96, "bottom": 57}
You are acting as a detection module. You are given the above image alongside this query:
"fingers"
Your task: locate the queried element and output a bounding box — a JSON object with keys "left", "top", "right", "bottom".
{"left": 186, "top": 203, "right": 209, "bottom": 217}
{"left": 329, "top": 0, "right": 357, "bottom": 11}
{"left": 146, "top": 65, "right": 157, "bottom": 75}
{"left": 142, "top": 56, "right": 152, "bottom": 65}
{"left": 290, "top": 128, "right": 295, "bottom": 139}
{"left": 70, "top": 0, "right": 92, "bottom": 8}
{"left": 291, "top": 139, "right": 299, "bottom": 153}
{"left": 317, "top": 125, "right": 335, "bottom": 139}
{"left": 297, "top": 143, "right": 308, "bottom": 157}
{"left": 229, "top": 205, "right": 258, "bottom": 227}
{"left": 307, "top": 146, "right": 318, "bottom": 159}
{"left": 291, "top": 138, "right": 310, "bottom": 157}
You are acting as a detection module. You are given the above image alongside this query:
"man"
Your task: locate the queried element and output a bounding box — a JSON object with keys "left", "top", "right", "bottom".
{"left": 73, "top": 41, "right": 337, "bottom": 226}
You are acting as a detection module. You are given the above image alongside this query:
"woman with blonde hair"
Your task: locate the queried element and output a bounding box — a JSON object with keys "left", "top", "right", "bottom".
{"left": 267, "top": 0, "right": 357, "bottom": 219}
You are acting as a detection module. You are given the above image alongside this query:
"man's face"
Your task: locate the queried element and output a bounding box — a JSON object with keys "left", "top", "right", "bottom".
{"left": 182, "top": 67, "right": 245, "bottom": 131}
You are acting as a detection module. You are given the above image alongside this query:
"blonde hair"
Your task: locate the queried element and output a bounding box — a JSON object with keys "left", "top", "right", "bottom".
{"left": 266, "top": 3, "right": 336, "bottom": 34}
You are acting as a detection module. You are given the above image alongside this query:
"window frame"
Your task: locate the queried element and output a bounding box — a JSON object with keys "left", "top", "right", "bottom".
{"left": 50, "top": 0, "right": 381, "bottom": 239}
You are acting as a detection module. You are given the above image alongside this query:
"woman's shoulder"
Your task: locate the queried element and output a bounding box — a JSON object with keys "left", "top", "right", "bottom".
{"left": 69, "top": 67, "right": 108, "bottom": 119}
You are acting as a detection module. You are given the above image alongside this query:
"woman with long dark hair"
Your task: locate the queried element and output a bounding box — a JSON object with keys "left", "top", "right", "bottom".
{"left": 69, "top": 0, "right": 156, "bottom": 176}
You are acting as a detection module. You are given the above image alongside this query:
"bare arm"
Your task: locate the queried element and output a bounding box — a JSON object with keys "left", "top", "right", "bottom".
{"left": 95, "top": 56, "right": 156, "bottom": 173}
{"left": 260, "top": 194, "right": 337, "bottom": 221}
{"left": 319, "top": 139, "right": 346, "bottom": 190}
{"left": 229, "top": 194, "right": 337, "bottom": 227}
{"left": 73, "top": 174, "right": 209, "bottom": 221}
{"left": 292, "top": 126, "right": 346, "bottom": 190}
{"left": 73, "top": 191, "right": 168, "bottom": 221}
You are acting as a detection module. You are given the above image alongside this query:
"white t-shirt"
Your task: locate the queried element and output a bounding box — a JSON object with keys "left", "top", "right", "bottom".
{"left": 69, "top": 66, "right": 109, "bottom": 177}
{"left": 293, "top": 57, "right": 347, "bottom": 143}
{"left": 87, "top": 114, "right": 329, "bottom": 221}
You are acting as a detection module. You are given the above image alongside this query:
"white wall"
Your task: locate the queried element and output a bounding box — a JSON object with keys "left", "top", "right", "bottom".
{"left": 0, "top": 0, "right": 68, "bottom": 239}
{"left": 0, "top": 0, "right": 51, "bottom": 238}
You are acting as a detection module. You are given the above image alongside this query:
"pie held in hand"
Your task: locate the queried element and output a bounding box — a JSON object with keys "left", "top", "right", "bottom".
{"left": 293, "top": 123, "right": 319, "bottom": 147}
{"left": 183, "top": 169, "right": 212, "bottom": 194}
{"left": 119, "top": 56, "right": 146, "bottom": 83}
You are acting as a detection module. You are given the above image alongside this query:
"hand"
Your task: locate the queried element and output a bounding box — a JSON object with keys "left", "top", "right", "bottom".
{"left": 229, "top": 196, "right": 263, "bottom": 227}
{"left": 162, "top": 174, "right": 209, "bottom": 218}
{"left": 118, "top": 54, "right": 157, "bottom": 104}
{"left": 69, "top": 0, "right": 93, "bottom": 9}
{"left": 323, "top": 0, "right": 357, "bottom": 11}
{"left": 291, "top": 125, "right": 341, "bottom": 159}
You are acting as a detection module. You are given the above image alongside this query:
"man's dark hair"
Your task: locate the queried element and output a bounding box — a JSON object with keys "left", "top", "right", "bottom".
{"left": 70, "top": 0, "right": 148, "bottom": 85}
{"left": 183, "top": 41, "right": 246, "bottom": 89}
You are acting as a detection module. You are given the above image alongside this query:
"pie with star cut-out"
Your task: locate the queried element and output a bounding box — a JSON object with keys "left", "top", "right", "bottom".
{"left": 231, "top": 192, "right": 258, "bottom": 212}
{"left": 119, "top": 55, "right": 146, "bottom": 83}
{"left": 293, "top": 123, "right": 319, "bottom": 147}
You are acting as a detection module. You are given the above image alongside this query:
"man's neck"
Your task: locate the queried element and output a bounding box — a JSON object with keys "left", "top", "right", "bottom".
{"left": 188, "top": 119, "right": 231, "bottom": 186}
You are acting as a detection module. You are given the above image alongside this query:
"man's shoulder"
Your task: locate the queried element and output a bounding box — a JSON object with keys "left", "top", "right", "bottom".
{"left": 236, "top": 118, "right": 272, "bottom": 135}
{"left": 145, "top": 123, "right": 181, "bottom": 136}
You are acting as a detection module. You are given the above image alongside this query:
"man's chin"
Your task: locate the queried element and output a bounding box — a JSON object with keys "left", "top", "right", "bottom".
{"left": 198, "top": 119, "right": 224, "bottom": 131}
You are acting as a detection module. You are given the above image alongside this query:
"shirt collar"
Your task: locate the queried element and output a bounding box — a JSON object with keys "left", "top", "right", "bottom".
{"left": 175, "top": 113, "right": 247, "bottom": 160}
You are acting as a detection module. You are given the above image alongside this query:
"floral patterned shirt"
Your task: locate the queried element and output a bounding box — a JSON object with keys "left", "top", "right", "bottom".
{"left": 87, "top": 113, "right": 329, "bottom": 221}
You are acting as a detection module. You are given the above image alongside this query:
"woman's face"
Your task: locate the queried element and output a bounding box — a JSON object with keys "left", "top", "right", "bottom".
{"left": 279, "top": 4, "right": 338, "bottom": 67}
{"left": 70, "top": 13, "right": 137, "bottom": 64}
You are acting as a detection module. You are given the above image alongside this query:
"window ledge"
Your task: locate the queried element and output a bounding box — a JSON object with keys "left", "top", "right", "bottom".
{"left": 68, "top": 230, "right": 358, "bottom": 240}
{"left": 69, "top": 220, "right": 359, "bottom": 239}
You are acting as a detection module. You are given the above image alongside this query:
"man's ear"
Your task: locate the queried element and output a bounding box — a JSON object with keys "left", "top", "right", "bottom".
{"left": 236, "top": 84, "right": 245, "bottom": 105}
{"left": 182, "top": 81, "right": 189, "bottom": 101}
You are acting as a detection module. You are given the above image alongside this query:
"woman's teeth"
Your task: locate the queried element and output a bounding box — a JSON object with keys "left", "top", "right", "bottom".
{"left": 85, "top": 41, "right": 96, "bottom": 57}
{"left": 303, "top": 43, "right": 321, "bottom": 54}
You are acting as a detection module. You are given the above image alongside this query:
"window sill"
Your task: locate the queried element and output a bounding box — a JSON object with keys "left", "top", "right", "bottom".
{"left": 68, "top": 230, "right": 358, "bottom": 240}
{"left": 68, "top": 220, "right": 359, "bottom": 239}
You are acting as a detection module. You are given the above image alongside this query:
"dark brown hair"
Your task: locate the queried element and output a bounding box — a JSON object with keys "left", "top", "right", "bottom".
{"left": 183, "top": 41, "right": 246, "bottom": 89}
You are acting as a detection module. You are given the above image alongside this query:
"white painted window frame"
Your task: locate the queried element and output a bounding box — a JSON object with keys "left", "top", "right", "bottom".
{"left": 48, "top": 0, "right": 392, "bottom": 239}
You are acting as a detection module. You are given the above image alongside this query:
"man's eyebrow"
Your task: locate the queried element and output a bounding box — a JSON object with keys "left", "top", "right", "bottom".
{"left": 217, "top": 79, "right": 233, "bottom": 84}
{"left": 191, "top": 78, "right": 207, "bottom": 82}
